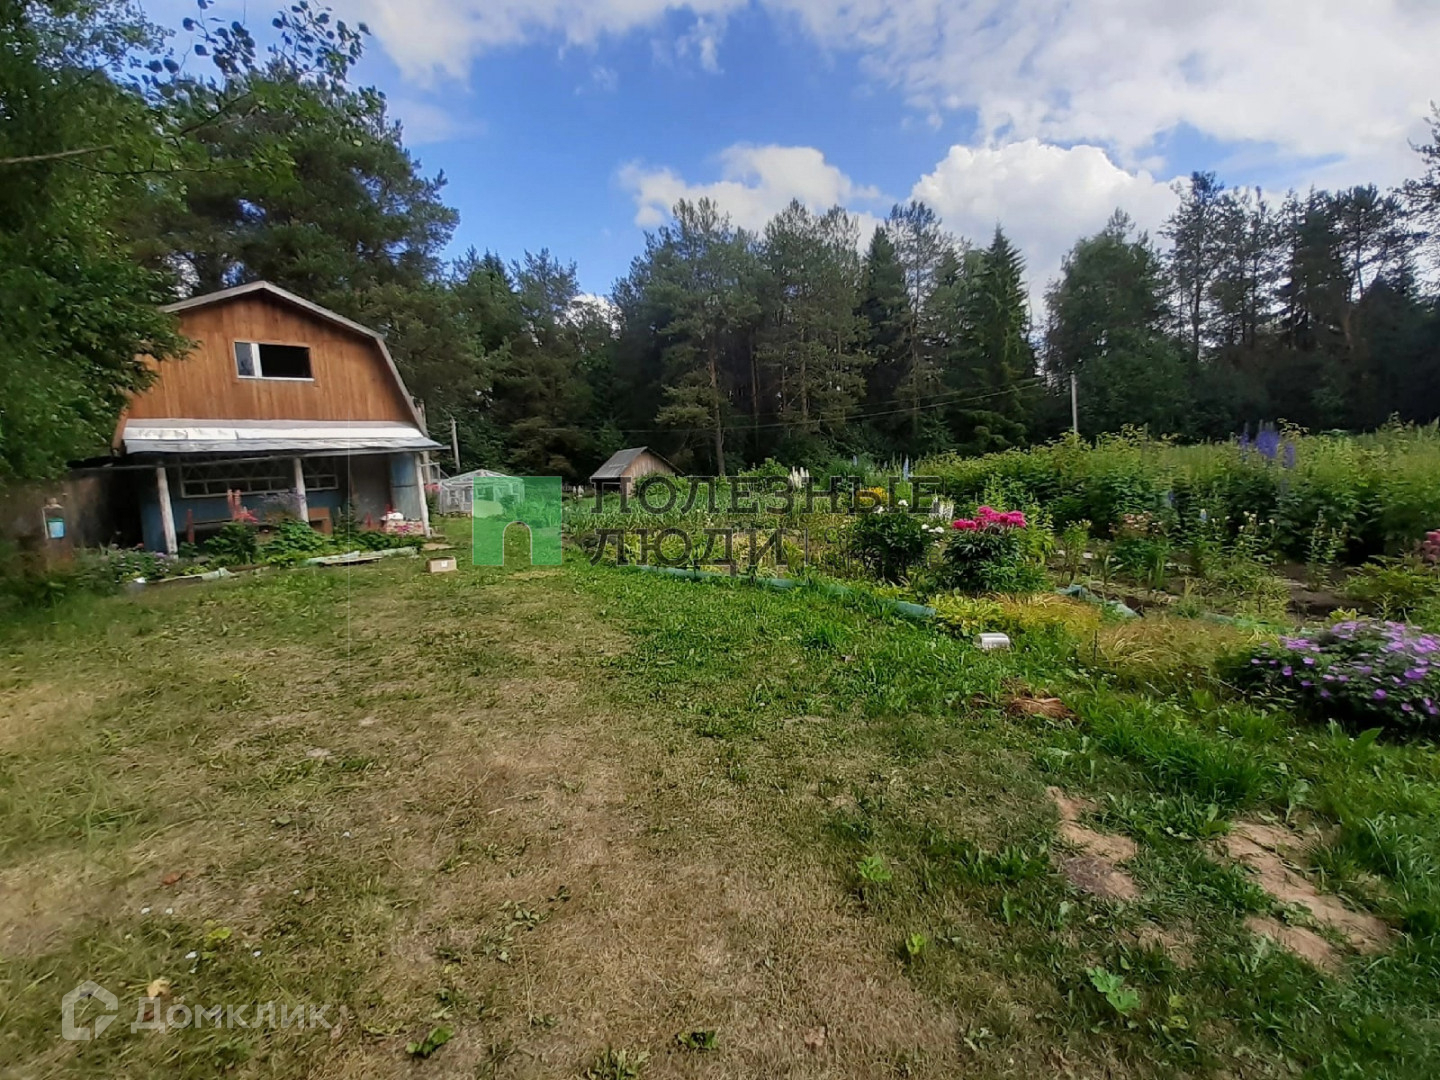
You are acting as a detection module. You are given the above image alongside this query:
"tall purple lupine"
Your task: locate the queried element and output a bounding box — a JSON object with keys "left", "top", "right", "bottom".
{"left": 1255, "top": 424, "right": 1281, "bottom": 461}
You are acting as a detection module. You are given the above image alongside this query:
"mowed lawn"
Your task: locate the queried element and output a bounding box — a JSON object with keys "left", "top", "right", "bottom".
{"left": 3, "top": 523, "right": 1439, "bottom": 1078}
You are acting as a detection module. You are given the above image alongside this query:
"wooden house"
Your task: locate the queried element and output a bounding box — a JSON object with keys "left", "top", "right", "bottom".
{"left": 589, "top": 447, "right": 678, "bottom": 495}
{"left": 110, "top": 281, "right": 440, "bottom": 552}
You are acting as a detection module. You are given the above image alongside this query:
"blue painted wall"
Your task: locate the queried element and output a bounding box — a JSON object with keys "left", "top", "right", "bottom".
{"left": 388, "top": 453, "right": 423, "bottom": 520}
{"left": 139, "top": 461, "right": 379, "bottom": 551}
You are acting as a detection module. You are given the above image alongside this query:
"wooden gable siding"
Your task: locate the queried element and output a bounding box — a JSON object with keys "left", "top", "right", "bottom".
{"left": 125, "top": 293, "right": 415, "bottom": 424}
{"left": 621, "top": 451, "right": 674, "bottom": 480}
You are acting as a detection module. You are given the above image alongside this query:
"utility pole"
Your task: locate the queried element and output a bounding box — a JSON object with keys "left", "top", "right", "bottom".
{"left": 1070, "top": 373, "right": 1079, "bottom": 435}
{"left": 450, "top": 416, "right": 461, "bottom": 472}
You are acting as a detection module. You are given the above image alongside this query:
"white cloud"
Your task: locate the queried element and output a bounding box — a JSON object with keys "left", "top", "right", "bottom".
{"left": 620, "top": 144, "right": 887, "bottom": 234}
{"left": 347, "top": 0, "right": 1439, "bottom": 187}
{"left": 775, "top": 0, "right": 1437, "bottom": 183}
{"left": 621, "top": 139, "right": 1181, "bottom": 308}
{"left": 348, "top": 0, "right": 742, "bottom": 83}
{"left": 568, "top": 292, "right": 620, "bottom": 330}
{"left": 578, "top": 65, "right": 620, "bottom": 95}
{"left": 389, "top": 98, "right": 485, "bottom": 145}
{"left": 910, "top": 140, "right": 1179, "bottom": 306}
{"left": 675, "top": 15, "right": 725, "bottom": 72}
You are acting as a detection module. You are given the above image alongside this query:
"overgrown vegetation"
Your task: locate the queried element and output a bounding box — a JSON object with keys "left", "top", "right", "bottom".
{"left": 0, "top": 514, "right": 422, "bottom": 614}
{"left": 928, "top": 426, "right": 1440, "bottom": 565}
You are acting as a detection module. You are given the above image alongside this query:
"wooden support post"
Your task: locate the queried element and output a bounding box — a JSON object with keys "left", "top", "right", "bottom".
{"left": 156, "top": 465, "right": 178, "bottom": 555}
{"left": 292, "top": 456, "right": 309, "bottom": 526}
{"left": 415, "top": 452, "right": 432, "bottom": 537}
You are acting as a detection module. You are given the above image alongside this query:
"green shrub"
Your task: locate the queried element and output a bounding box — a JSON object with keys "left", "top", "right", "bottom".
{"left": 1344, "top": 558, "right": 1440, "bottom": 619}
{"left": 260, "top": 519, "right": 333, "bottom": 565}
{"left": 1113, "top": 535, "right": 1171, "bottom": 589}
{"left": 0, "top": 544, "right": 187, "bottom": 609}
{"left": 932, "top": 595, "right": 1006, "bottom": 637}
{"left": 204, "top": 521, "right": 260, "bottom": 564}
{"left": 934, "top": 593, "right": 1102, "bottom": 644}
{"left": 1199, "top": 554, "right": 1292, "bottom": 620}
{"left": 922, "top": 425, "right": 1440, "bottom": 565}
{"left": 1057, "top": 520, "right": 1092, "bottom": 584}
{"left": 938, "top": 512, "right": 1048, "bottom": 595}
{"left": 846, "top": 508, "right": 932, "bottom": 582}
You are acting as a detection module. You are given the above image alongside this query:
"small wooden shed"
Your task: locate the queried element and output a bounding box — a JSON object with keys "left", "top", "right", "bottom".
{"left": 589, "top": 447, "right": 678, "bottom": 495}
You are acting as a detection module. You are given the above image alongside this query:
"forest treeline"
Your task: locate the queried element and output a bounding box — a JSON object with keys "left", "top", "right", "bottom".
{"left": 5, "top": 0, "right": 1440, "bottom": 484}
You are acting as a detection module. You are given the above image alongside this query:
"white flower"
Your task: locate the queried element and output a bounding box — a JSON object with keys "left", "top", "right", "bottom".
{"left": 897, "top": 499, "right": 908, "bottom": 507}
{"left": 185, "top": 950, "right": 198, "bottom": 960}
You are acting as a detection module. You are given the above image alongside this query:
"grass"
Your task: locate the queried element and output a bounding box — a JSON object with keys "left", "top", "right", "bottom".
{"left": 1, "top": 519, "right": 1439, "bottom": 1077}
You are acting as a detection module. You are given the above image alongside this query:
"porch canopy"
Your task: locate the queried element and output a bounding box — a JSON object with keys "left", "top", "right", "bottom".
{"left": 121, "top": 419, "right": 441, "bottom": 554}
{"left": 121, "top": 419, "right": 441, "bottom": 455}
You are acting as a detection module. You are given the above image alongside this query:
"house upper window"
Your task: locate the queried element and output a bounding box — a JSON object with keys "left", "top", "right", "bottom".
{"left": 234, "top": 341, "right": 313, "bottom": 380}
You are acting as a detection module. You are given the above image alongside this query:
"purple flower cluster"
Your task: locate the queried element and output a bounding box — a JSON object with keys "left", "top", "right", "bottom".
{"left": 1236, "top": 619, "right": 1440, "bottom": 732}
{"left": 1236, "top": 423, "right": 1297, "bottom": 469}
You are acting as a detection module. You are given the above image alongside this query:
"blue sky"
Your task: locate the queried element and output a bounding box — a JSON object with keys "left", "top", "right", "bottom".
{"left": 151, "top": 1, "right": 1439, "bottom": 302}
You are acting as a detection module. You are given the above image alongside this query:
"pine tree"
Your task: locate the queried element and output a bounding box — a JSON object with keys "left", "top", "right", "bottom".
{"left": 1163, "top": 172, "right": 1230, "bottom": 365}
{"left": 951, "top": 228, "right": 1033, "bottom": 451}
{"left": 649, "top": 200, "right": 759, "bottom": 476}
{"left": 857, "top": 228, "right": 912, "bottom": 448}
{"left": 886, "top": 202, "right": 954, "bottom": 448}
{"left": 491, "top": 251, "right": 597, "bottom": 477}
{"left": 757, "top": 201, "right": 866, "bottom": 454}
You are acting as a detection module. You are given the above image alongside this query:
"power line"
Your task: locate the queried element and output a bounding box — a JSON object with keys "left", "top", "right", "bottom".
{"left": 536, "top": 379, "right": 1047, "bottom": 437}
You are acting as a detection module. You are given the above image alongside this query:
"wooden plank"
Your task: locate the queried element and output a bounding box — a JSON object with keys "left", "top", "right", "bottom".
{"left": 155, "top": 465, "right": 177, "bottom": 555}
{"left": 126, "top": 293, "right": 415, "bottom": 424}
{"left": 292, "top": 456, "right": 308, "bottom": 523}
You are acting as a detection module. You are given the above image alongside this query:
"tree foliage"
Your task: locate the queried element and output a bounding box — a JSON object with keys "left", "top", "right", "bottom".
{"left": 5, "top": 0, "right": 1440, "bottom": 490}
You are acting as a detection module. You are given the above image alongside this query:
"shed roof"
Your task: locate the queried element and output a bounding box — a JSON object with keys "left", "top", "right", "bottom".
{"left": 590, "top": 446, "right": 677, "bottom": 481}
